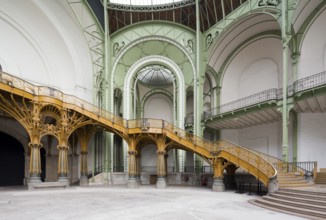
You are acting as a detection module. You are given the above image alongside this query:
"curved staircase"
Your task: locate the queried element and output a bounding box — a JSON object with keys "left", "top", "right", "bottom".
{"left": 250, "top": 188, "right": 326, "bottom": 220}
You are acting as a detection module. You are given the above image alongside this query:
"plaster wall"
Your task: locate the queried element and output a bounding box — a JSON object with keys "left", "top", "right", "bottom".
{"left": 221, "top": 122, "right": 281, "bottom": 158}
{"left": 298, "top": 113, "right": 326, "bottom": 169}
{"left": 0, "top": 0, "right": 93, "bottom": 101}
{"left": 221, "top": 38, "right": 281, "bottom": 104}
{"left": 300, "top": 9, "right": 326, "bottom": 77}
{"left": 144, "top": 94, "right": 173, "bottom": 122}
{"left": 141, "top": 144, "right": 157, "bottom": 169}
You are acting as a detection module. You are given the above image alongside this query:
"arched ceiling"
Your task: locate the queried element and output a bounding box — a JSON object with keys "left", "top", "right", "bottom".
{"left": 207, "top": 13, "right": 281, "bottom": 72}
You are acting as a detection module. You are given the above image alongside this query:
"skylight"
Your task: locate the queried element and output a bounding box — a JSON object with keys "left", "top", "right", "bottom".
{"left": 110, "top": 0, "right": 183, "bottom": 6}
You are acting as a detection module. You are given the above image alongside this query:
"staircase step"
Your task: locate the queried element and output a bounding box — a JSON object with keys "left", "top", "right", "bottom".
{"left": 279, "top": 188, "right": 326, "bottom": 196}
{"left": 263, "top": 196, "right": 326, "bottom": 212}
{"left": 250, "top": 199, "right": 326, "bottom": 220}
{"left": 269, "top": 194, "right": 326, "bottom": 206}
{"left": 276, "top": 192, "right": 326, "bottom": 201}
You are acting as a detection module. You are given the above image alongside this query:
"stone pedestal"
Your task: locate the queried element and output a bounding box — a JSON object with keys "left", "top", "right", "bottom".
{"left": 29, "top": 175, "right": 41, "bottom": 183}
{"left": 175, "top": 173, "right": 182, "bottom": 185}
{"left": 58, "top": 176, "right": 70, "bottom": 187}
{"left": 212, "top": 177, "right": 225, "bottom": 192}
{"left": 156, "top": 177, "right": 167, "bottom": 189}
{"left": 127, "top": 178, "right": 138, "bottom": 188}
{"left": 79, "top": 176, "right": 89, "bottom": 186}
{"left": 136, "top": 176, "right": 142, "bottom": 186}
{"left": 268, "top": 178, "right": 278, "bottom": 193}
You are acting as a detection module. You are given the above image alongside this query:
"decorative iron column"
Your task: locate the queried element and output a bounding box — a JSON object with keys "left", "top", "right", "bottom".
{"left": 127, "top": 135, "right": 138, "bottom": 188}
{"left": 212, "top": 158, "right": 225, "bottom": 192}
{"left": 80, "top": 151, "right": 88, "bottom": 185}
{"left": 127, "top": 150, "right": 137, "bottom": 188}
{"left": 58, "top": 145, "right": 69, "bottom": 183}
{"left": 29, "top": 143, "right": 42, "bottom": 183}
{"left": 156, "top": 135, "right": 167, "bottom": 188}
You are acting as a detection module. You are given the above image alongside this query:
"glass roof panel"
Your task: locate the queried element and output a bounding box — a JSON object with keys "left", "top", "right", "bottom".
{"left": 137, "top": 65, "right": 174, "bottom": 88}
{"left": 110, "top": 0, "right": 183, "bottom": 6}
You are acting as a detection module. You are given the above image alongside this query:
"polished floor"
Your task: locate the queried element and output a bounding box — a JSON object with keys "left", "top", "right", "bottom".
{"left": 0, "top": 185, "right": 307, "bottom": 220}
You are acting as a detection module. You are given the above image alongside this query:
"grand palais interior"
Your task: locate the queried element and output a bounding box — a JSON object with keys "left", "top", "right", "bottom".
{"left": 1, "top": 0, "right": 326, "bottom": 218}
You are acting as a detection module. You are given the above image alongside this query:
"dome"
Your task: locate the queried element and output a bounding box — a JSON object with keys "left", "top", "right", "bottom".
{"left": 137, "top": 65, "right": 174, "bottom": 88}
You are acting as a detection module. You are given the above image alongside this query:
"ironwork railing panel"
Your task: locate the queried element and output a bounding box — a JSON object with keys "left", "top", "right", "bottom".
{"left": 203, "top": 88, "right": 279, "bottom": 119}
{"left": 217, "top": 140, "right": 277, "bottom": 179}
{"left": 294, "top": 71, "right": 326, "bottom": 93}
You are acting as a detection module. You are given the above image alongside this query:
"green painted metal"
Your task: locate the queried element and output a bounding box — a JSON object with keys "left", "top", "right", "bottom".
{"left": 281, "top": 0, "right": 289, "bottom": 162}
{"left": 205, "top": 0, "right": 281, "bottom": 55}
{"left": 292, "top": 111, "right": 298, "bottom": 163}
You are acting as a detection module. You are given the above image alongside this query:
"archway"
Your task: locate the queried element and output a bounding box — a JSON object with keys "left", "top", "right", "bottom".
{"left": 0, "top": 131, "right": 24, "bottom": 186}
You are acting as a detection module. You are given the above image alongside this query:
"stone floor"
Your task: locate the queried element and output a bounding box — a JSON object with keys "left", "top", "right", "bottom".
{"left": 0, "top": 185, "right": 307, "bottom": 220}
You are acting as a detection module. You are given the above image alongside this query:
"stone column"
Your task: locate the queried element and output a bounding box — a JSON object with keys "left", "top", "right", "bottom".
{"left": 156, "top": 150, "right": 167, "bottom": 188}
{"left": 58, "top": 145, "right": 69, "bottom": 185}
{"left": 127, "top": 150, "right": 138, "bottom": 188}
{"left": 80, "top": 151, "right": 88, "bottom": 186}
{"left": 212, "top": 158, "right": 225, "bottom": 192}
{"left": 29, "top": 143, "right": 42, "bottom": 183}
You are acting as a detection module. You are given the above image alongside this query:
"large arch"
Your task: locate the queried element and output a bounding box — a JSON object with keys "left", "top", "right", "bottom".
{"left": 123, "top": 55, "right": 185, "bottom": 128}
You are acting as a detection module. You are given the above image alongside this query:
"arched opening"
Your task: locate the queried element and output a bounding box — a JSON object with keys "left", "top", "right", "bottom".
{"left": 40, "top": 135, "right": 58, "bottom": 182}
{"left": 0, "top": 131, "right": 25, "bottom": 186}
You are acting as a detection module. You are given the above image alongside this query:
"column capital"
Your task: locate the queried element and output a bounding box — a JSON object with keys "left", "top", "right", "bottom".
{"left": 28, "top": 143, "right": 42, "bottom": 149}
{"left": 156, "top": 150, "right": 166, "bottom": 155}
{"left": 57, "top": 145, "right": 69, "bottom": 151}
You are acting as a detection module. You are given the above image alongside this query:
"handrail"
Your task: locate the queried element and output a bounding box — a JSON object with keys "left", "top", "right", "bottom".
{"left": 0, "top": 70, "right": 277, "bottom": 183}
{"left": 249, "top": 149, "right": 317, "bottom": 176}
{"left": 217, "top": 140, "right": 277, "bottom": 180}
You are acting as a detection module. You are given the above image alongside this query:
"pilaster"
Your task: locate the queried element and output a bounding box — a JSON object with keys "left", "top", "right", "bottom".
{"left": 58, "top": 145, "right": 69, "bottom": 184}
{"left": 28, "top": 143, "right": 42, "bottom": 183}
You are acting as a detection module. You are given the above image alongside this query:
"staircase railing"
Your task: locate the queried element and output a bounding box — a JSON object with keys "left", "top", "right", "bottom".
{"left": 217, "top": 140, "right": 277, "bottom": 180}
{"left": 251, "top": 149, "right": 317, "bottom": 177}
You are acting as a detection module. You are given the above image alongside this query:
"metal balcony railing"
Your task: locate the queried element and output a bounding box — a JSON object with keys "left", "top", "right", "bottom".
{"left": 199, "top": 71, "right": 326, "bottom": 121}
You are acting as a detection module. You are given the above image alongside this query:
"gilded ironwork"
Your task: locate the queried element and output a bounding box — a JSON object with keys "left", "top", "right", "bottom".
{"left": 0, "top": 71, "right": 277, "bottom": 187}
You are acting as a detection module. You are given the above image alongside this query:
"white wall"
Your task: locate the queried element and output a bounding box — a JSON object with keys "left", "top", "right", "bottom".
{"left": 141, "top": 144, "right": 157, "bottom": 169}
{"left": 144, "top": 94, "right": 173, "bottom": 122}
{"left": 300, "top": 9, "right": 326, "bottom": 77}
{"left": 221, "top": 122, "right": 281, "bottom": 158}
{"left": 221, "top": 38, "right": 282, "bottom": 104}
{"left": 0, "top": 0, "right": 93, "bottom": 101}
{"left": 298, "top": 113, "right": 326, "bottom": 169}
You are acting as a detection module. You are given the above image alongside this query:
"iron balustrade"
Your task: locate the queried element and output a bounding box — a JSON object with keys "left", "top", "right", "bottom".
{"left": 202, "top": 88, "right": 279, "bottom": 119}
{"left": 272, "top": 161, "right": 317, "bottom": 176}
{"left": 201, "top": 71, "right": 326, "bottom": 120}
{"left": 293, "top": 71, "right": 326, "bottom": 93}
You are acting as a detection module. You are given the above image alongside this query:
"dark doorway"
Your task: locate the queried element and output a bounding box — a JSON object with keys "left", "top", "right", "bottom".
{"left": 0, "top": 132, "right": 25, "bottom": 186}
{"left": 40, "top": 148, "right": 46, "bottom": 182}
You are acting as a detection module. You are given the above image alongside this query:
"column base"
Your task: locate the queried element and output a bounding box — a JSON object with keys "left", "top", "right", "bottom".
{"left": 58, "top": 176, "right": 70, "bottom": 187}
{"left": 268, "top": 178, "right": 278, "bottom": 194}
{"left": 29, "top": 175, "right": 41, "bottom": 183}
{"left": 136, "top": 176, "right": 142, "bottom": 186}
{"left": 79, "top": 176, "right": 89, "bottom": 186}
{"left": 127, "top": 178, "right": 138, "bottom": 188}
{"left": 212, "top": 177, "right": 225, "bottom": 192}
{"left": 156, "top": 177, "right": 167, "bottom": 189}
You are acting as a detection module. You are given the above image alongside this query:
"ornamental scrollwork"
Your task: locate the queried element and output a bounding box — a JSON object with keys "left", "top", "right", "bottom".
{"left": 113, "top": 41, "right": 125, "bottom": 56}
{"left": 258, "top": 0, "right": 279, "bottom": 6}
{"left": 182, "top": 39, "right": 193, "bottom": 53}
